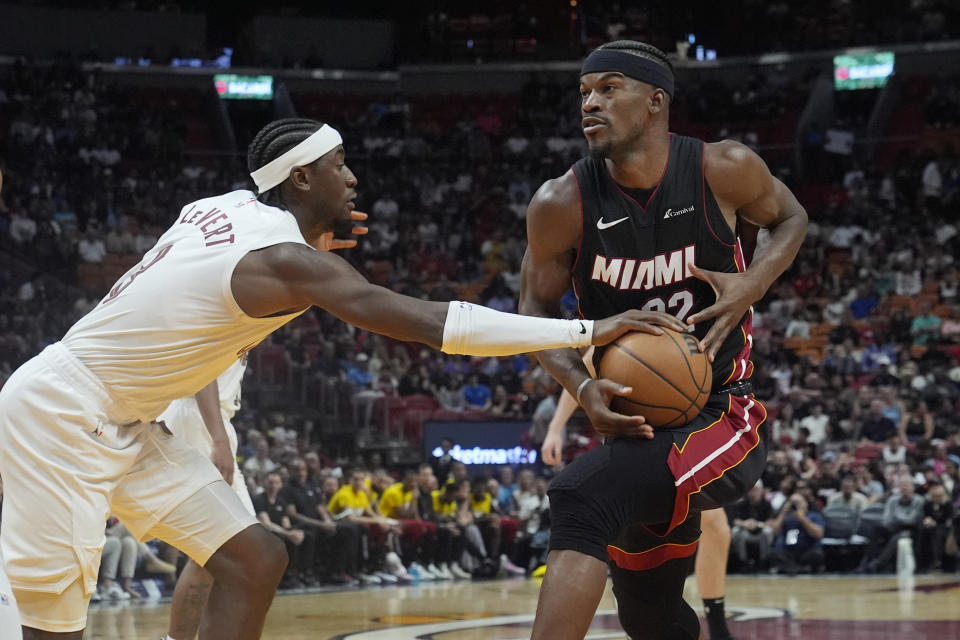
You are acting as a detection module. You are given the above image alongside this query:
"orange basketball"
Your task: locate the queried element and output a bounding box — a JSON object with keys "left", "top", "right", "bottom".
{"left": 598, "top": 328, "right": 712, "bottom": 428}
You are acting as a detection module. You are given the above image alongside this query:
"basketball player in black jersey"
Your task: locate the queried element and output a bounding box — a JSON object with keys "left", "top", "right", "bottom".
{"left": 519, "top": 41, "right": 807, "bottom": 639}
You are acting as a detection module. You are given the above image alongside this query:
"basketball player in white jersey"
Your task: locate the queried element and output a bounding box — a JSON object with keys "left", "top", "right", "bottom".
{"left": 160, "top": 357, "right": 252, "bottom": 640}
{"left": 0, "top": 168, "right": 24, "bottom": 640}
{"left": 0, "top": 118, "right": 676, "bottom": 639}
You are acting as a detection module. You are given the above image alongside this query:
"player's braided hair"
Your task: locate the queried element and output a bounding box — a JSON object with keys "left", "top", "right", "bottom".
{"left": 596, "top": 41, "right": 676, "bottom": 101}
{"left": 597, "top": 40, "right": 674, "bottom": 75}
{"left": 246, "top": 118, "right": 324, "bottom": 206}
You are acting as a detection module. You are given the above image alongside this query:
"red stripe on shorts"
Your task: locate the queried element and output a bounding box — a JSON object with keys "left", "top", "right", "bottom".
{"left": 666, "top": 395, "right": 767, "bottom": 532}
{"left": 607, "top": 539, "right": 699, "bottom": 572}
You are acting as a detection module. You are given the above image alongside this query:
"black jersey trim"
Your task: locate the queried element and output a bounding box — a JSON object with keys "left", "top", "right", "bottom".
{"left": 701, "top": 141, "right": 736, "bottom": 248}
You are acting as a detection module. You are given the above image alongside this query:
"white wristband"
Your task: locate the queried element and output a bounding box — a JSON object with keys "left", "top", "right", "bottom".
{"left": 441, "top": 301, "right": 594, "bottom": 356}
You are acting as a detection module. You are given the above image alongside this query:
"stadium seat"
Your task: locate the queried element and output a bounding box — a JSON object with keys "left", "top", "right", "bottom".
{"left": 822, "top": 504, "right": 858, "bottom": 540}
{"left": 822, "top": 503, "right": 868, "bottom": 571}
{"left": 886, "top": 295, "right": 914, "bottom": 311}
{"left": 400, "top": 395, "right": 440, "bottom": 443}
{"left": 932, "top": 304, "right": 952, "bottom": 318}
{"left": 853, "top": 442, "right": 882, "bottom": 460}
{"left": 855, "top": 503, "right": 886, "bottom": 540}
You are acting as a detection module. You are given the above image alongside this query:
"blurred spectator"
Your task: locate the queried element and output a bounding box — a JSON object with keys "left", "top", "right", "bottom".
{"left": 512, "top": 473, "right": 550, "bottom": 572}
{"left": 859, "top": 476, "right": 924, "bottom": 573}
{"left": 77, "top": 230, "right": 106, "bottom": 263}
{"left": 281, "top": 457, "right": 365, "bottom": 586}
{"left": 900, "top": 400, "right": 935, "bottom": 442}
{"left": 469, "top": 477, "right": 524, "bottom": 577}
{"left": 243, "top": 438, "right": 278, "bottom": 486}
{"left": 461, "top": 374, "right": 492, "bottom": 411}
{"left": 799, "top": 403, "right": 830, "bottom": 445}
{"left": 328, "top": 468, "right": 412, "bottom": 583}
{"left": 917, "top": 482, "right": 954, "bottom": 572}
{"left": 431, "top": 438, "right": 455, "bottom": 484}
{"left": 730, "top": 481, "right": 775, "bottom": 571}
{"left": 253, "top": 471, "right": 311, "bottom": 589}
{"left": 497, "top": 466, "right": 518, "bottom": 514}
{"left": 769, "top": 479, "right": 825, "bottom": 574}
{"left": 378, "top": 468, "right": 445, "bottom": 580}
{"left": 911, "top": 301, "right": 942, "bottom": 346}
{"left": 827, "top": 475, "right": 869, "bottom": 517}
{"left": 882, "top": 434, "right": 909, "bottom": 464}
{"left": 416, "top": 463, "right": 468, "bottom": 579}
{"left": 856, "top": 400, "right": 898, "bottom": 443}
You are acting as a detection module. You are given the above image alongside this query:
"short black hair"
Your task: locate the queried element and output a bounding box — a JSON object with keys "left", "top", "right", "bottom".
{"left": 246, "top": 118, "right": 324, "bottom": 207}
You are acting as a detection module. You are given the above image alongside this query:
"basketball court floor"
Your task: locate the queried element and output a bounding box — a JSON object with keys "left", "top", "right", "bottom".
{"left": 85, "top": 573, "right": 960, "bottom": 639}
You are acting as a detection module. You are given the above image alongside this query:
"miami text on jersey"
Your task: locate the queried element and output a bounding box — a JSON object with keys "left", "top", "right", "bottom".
{"left": 590, "top": 244, "right": 696, "bottom": 290}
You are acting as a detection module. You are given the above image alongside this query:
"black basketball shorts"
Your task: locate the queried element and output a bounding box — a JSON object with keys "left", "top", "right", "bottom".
{"left": 548, "top": 392, "right": 767, "bottom": 570}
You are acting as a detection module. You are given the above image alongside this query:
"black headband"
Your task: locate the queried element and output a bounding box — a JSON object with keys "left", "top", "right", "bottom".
{"left": 580, "top": 48, "right": 675, "bottom": 97}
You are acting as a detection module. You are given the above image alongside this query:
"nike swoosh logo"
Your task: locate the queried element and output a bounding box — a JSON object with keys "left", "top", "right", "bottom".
{"left": 597, "top": 216, "right": 629, "bottom": 230}
{"left": 578, "top": 321, "right": 587, "bottom": 334}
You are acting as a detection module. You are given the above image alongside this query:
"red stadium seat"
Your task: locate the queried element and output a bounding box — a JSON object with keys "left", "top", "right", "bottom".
{"left": 853, "top": 443, "right": 882, "bottom": 461}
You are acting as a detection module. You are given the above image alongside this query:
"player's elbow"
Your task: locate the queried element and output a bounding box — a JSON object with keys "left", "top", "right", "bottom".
{"left": 518, "top": 293, "right": 548, "bottom": 317}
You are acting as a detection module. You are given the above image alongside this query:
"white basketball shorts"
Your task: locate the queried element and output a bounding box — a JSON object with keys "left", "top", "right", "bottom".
{"left": 0, "top": 343, "right": 258, "bottom": 632}
{"left": 159, "top": 399, "right": 255, "bottom": 516}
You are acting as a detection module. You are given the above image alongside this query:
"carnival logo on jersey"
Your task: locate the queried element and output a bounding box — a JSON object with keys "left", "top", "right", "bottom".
{"left": 590, "top": 244, "right": 696, "bottom": 290}
{"left": 663, "top": 204, "right": 695, "bottom": 219}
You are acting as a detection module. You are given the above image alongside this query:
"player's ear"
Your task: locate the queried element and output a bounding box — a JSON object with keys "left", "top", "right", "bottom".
{"left": 289, "top": 166, "right": 310, "bottom": 191}
{"left": 648, "top": 88, "right": 666, "bottom": 114}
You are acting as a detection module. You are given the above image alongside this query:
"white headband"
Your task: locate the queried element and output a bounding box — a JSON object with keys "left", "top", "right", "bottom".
{"left": 249, "top": 124, "right": 343, "bottom": 194}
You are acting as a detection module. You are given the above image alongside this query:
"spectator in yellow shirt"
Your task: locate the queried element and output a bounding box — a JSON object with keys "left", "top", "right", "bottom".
{"left": 328, "top": 468, "right": 411, "bottom": 582}
{"left": 379, "top": 469, "right": 445, "bottom": 580}
{"left": 471, "top": 477, "right": 525, "bottom": 577}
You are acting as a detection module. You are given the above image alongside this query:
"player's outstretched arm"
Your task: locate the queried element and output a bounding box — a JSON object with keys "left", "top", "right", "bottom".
{"left": 688, "top": 141, "right": 808, "bottom": 360}
{"left": 231, "top": 242, "right": 665, "bottom": 357}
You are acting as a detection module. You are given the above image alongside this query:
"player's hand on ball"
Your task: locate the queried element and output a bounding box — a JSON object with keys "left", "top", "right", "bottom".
{"left": 314, "top": 210, "right": 369, "bottom": 251}
{"left": 580, "top": 378, "right": 654, "bottom": 439}
{"left": 210, "top": 440, "right": 235, "bottom": 486}
{"left": 541, "top": 429, "right": 565, "bottom": 467}
{"left": 686, "top": 263, "right": 762, "bottom": 362}
{"left": 592, "top": 310, "right": 688, "bottom": 345}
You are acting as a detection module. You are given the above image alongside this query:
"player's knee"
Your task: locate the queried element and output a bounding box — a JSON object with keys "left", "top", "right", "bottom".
{"left": 259, "top": 531, "right": 289, "bottom": 580}
{"left": 701, "top": 509, "right": 730, "bottom": 540}
{"left": 236, "top": 531, "right": 286, "bottom": 592}
{"left": 208, "top": 524, "right": 287, "bottom": 590}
